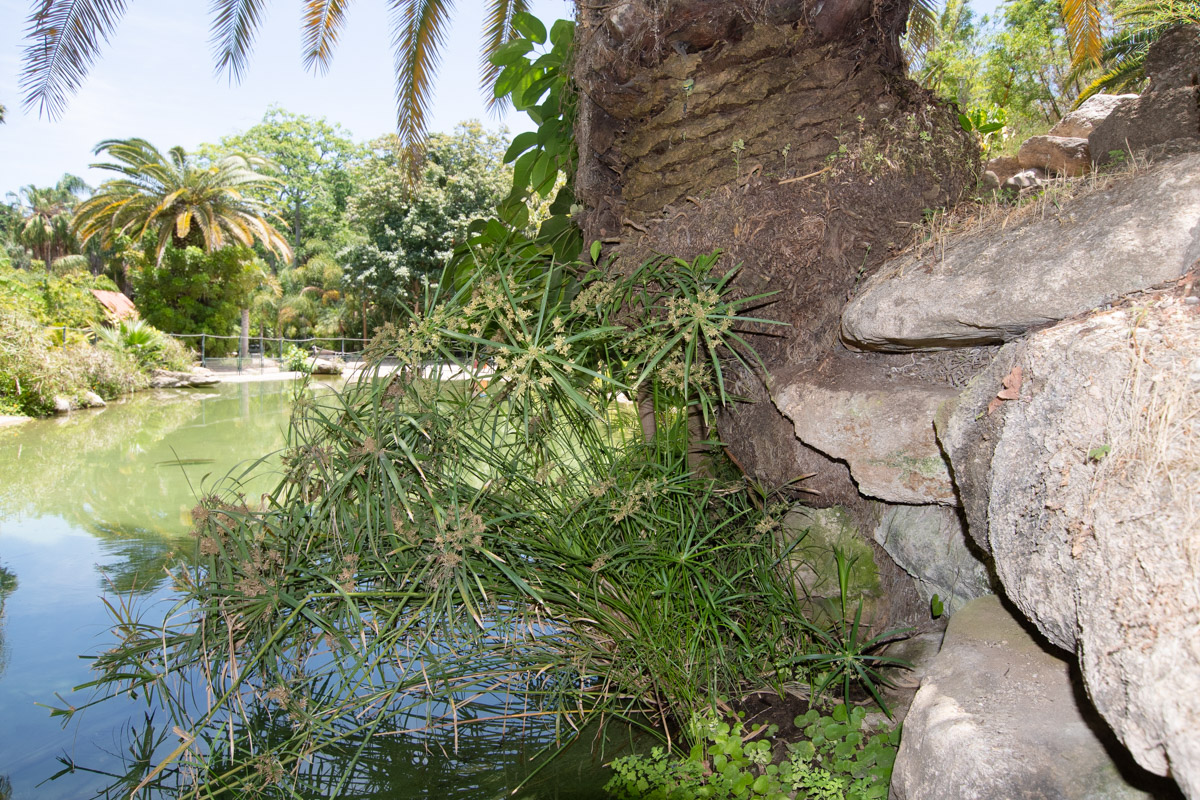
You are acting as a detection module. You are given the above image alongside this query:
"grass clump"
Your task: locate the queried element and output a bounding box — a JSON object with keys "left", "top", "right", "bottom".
{"left": 59, "top": 243, "right": 905, "bottom": 797}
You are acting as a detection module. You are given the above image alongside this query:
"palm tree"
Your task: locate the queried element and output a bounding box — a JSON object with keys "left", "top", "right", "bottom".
{"left": 20, "top": 0, "right": 535, "bottom": 156}
{"left": 73, "top": 138, "right": 292, "bottom": 357}
{"left": 8, "top": 174, "right": 88, "bottom": 266}
{"left": 1071, "top": 0, "right": 1200, "bottom": 103}
{"left": 73, "top": 138, "right": 291, "bottom": 265}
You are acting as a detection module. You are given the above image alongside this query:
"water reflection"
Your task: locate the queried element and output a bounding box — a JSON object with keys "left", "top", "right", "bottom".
{"left": 0, "top": 562, "right": 17, "bottom": 797}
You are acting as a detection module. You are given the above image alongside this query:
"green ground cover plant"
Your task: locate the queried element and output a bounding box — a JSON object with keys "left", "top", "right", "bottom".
{"left": 605, "top": 704, "right": 900, "bottom": 800}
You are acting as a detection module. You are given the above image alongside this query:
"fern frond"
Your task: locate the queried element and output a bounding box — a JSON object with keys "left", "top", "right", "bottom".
{"left": 20, "top": 0, "right": 130, "bottom": 120}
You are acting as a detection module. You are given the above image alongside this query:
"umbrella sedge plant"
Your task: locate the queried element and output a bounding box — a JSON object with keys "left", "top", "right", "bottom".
{"left": 56, "top": 241, "right": 865, "bottom": 797}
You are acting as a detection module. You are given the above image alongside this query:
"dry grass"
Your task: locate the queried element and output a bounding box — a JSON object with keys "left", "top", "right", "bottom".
{"left": 903, "top": 148, "right": 1151, "bottom": 264}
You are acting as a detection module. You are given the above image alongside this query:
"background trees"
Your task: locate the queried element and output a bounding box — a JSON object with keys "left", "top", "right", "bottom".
{"left": 207, "top": 108, "right": 364, "bottom": 260}
{"left": 7, "top": 175, "right": 89, "bottom": 268}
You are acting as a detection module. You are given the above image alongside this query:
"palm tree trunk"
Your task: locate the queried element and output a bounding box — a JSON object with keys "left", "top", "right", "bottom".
{"left": 239, "top": 307, "right": 250, "bottom": 359}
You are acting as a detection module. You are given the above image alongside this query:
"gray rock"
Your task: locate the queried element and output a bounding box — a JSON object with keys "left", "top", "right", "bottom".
{"left": 872, "top": 505, "right": 992, "bottom": 615}
{"left": 935, "top": 299, "right": 1200, "bottom": 794}
{"left": 1050, "top": 93, "right": 1140, "bottom": 139}
{"left": 1090, "top": 26, "right": 1200, "bottom": 163}
{"left": 841, "top": 152, "right": 1200, "bottom": 351}
{"left": 310, "top": 357, "right": 345, "bottom": 375}
{"left": 980, "top": 170, "right": 1001, "bottom": 191}
{"left": 1019, "top": 134, "right": 1091, "bottom": 177}
{"left": 773, "top": 362, "right": 958, "bottom": 504}
{"left": 892, "top": 595, "right": 1173, "bottom": 800}
{"left": 1001, "top": 167, "right": 1048, "bottom": 192}
{"left": 52, "top": 396, "right": 71, "bottom": 414}
{"left": 983, "top": 155, "right": 1021, "bottom": 185}
{"left": 149, "top": 369, "right": 222, "bottom": 389}
{"left": 778, "top": 504, "right": 882, "bottom": 618}
{"left": 81, "top": 391, "right": 106, "bottom": 408}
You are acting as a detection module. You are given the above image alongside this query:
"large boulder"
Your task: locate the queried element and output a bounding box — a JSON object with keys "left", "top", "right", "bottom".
{"left": 1091, "top": 26, "right": 1200, "bottom": 163}
{"left": 1051, "top": 93, "right": 1140, "bottom": 139}
{"left": 872, "top": 505, "right": 992, "bottom": 615}
{"left": 773, "top": 359, "right": 958, "bottom": 505}
{"left": 935, "top": 298, "right": 1200, "bottom": 795}
{"left": 1018, "top": 134, "right": 1091, "bottom": 177}
{"left": 892, "top": 595, "right": 1174, "bottom": 800}
{"left": 840, "top": 151, "right": 1200, "bottom": 351}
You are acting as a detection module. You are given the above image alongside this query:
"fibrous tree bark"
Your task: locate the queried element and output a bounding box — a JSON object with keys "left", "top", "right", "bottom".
{"left": 572, "top": 0, "right": 978, "bottom": 496}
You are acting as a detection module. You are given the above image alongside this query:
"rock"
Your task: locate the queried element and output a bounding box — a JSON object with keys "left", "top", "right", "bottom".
{"left": 1090, "top": 26, "right": 1200, "bottom": 164}
{"left": 983, "top": 155, "right": 1021, "bottom": 185}
{"left": 149, "top": 368, "right": 222, "bottom": 389}
{"left": 309, "top": 357, "right": 345, "bottom": 375}
{"left": 778, "top": 505, "right": 881, "bottom": 619}
{"left": 1018, "top": 134, "right": 1091, "bottom": 176}
{"left": 841, "top": 151, "right": 1200, "bottom": 351}
{"left": 1050, "top": 93, "right": 1139, "bottom": 139}
{"left": 1001, "top": 167, "right": 1048, "bottom": 192}
{"left": 773, "top": 360, "right": 958, "bottom": 505}
{"left": 892, "top": 595, "right": 1174, "bottom": 800}
{"left": 872, "top": 505, "right": 992, "bottom": 615}
{"left": 980, "top": 170, "right": 1000, "bottom": 191}
{"left": 935, "top": 298, "right": 1200, "bottom": 794}
{"left": 52, "top": 396, "right": 71, "bottom": 415}
{"left": 81, "top": 391, "right": 106, "bottom": 408}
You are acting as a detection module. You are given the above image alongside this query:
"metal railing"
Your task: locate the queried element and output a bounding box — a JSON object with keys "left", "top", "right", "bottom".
{"left": 47, "top": 325, "right": 377, "bottom": 376}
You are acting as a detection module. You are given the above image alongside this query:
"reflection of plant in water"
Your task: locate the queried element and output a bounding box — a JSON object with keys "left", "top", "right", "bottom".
{"left": 0, "top": 562, "right": 16, "bottom": 680}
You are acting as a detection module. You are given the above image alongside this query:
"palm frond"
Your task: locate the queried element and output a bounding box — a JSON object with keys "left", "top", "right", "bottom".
{"left": 389, "top": 0, "right": 455, "bottom": 158}
{"left": 302, "top": 0, "right": 355, "bottom": 75}
{"left": 479, "top": 0, "right": 529, "bottom": 112}
{"left": 1062, "top": 0, "right": 1104, "bottom": 69}
{"left": 905, "top": 0, "right": 941, "bottom": 61}
{"left": 20, "top": 0, "right": 130, "bottom": 120}
{"left": 210, "top": 0, "right": 270, "bottom": 82}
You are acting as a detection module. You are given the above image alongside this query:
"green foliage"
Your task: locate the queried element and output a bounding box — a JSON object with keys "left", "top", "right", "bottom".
{"left": 605, "top": 705, "right": 900, "bottom": 800}
{"left": 0, "top": 307, "right": 144, "bottom": 416}
{"left": 64, "top": 245, "right": 810, "bottom": 796}
{"left": 789, "top": 549, "right": 912, "bottom": 716}
{"left": 207, "top": 107, "right": 364, "bottom": 254}
{"left": 957, "top": 105, "right": 1008, "bottom": 157}
{"left": 90, "top": 318, "right": 192, "bottom": 370}
{"left": 341, "top": 123, "right": 513, "bottom": 317}
{"left": 470, "top": 14, "right": 582, "bottom": 261}
{"left": 132, "top": 244, "right": 263, "bottom": 337}
{"left": 280, "top": 343, "right": 313, "bottom": 374}
{"left": 1073, "top": 0, "right": 1200, "bottom": 103}
{"left": 0, "top": 262, "right": 113, "bottom": 328}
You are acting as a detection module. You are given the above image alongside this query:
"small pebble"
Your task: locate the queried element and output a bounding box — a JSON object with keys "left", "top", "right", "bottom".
{"left": 1184, "top": 296, "right": 1199, "bottom": 306}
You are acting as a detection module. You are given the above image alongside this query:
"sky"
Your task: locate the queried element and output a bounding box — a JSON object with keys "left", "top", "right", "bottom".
{"left": 0, "top": 0, "right": 570, "bottom": 194}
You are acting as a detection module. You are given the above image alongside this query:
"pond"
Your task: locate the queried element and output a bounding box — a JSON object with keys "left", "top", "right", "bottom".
{"left": 0, "top": 380, "right": 618, "bottom": 799}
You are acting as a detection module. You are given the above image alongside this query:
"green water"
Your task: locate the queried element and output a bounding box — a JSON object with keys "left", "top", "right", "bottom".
{"left": 0, "top": 381, "right": 617, "bottom": 798}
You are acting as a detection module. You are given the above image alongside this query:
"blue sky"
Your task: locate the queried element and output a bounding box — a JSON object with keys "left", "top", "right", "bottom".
{"left": 0, "top": 0, "right": 569, "bottom": 193}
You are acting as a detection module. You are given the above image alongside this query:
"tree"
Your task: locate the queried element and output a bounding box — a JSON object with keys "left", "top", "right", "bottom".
{"left": 73, "top": 138, "right": 291, "bottom": 265}
{"left": 341, "top": 122, "right": 512, "bottom": 323}
{"left": 132, "top": 244, "right": 266, "bottom": 340}
{"left": 1073, "top": 0, "right": 1200, "bottom": 102}
{"left": 7, "top": 174, "right": 89, "bottom": 266}
{"left": 208, "top": 108, "right": 363, "bottom": 260}
{"left": 73, "top": 138, "right": 290, "bottom": 355}
{"left": 19, "top": 0, "right": 538, "bottom": 155}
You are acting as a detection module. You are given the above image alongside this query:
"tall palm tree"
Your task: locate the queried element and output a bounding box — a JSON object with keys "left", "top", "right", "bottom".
{"left": 73, "top": 137, "right": 291, "bottom": 357}
{"left": 20, "top": 0, "right": 534, "bottom": 156}
{"left": 8, "top": 174, "right": 88, "bottom": 266}
{"left": 72, "top": 138, "right": 291, "bottom": 265}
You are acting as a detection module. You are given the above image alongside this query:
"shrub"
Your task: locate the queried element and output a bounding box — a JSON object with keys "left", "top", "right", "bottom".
{"left": 280, "top": 343, "right": 313, "bottom": 374}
